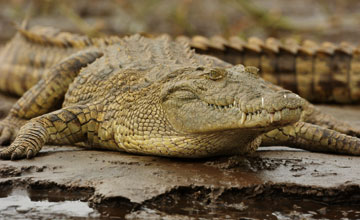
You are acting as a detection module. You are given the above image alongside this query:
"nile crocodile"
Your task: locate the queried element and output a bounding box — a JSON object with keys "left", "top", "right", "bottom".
{"left": 0, "top": 29, "right": 360, "bottom": 160}
{"left": 1, "top": 26, "right": 360, "bottom": 104}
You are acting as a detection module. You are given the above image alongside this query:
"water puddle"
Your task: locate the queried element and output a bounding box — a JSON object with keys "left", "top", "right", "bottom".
{"left": 1, "top": 186, "right": 360, "bottom": 219}
{"left": 143, "top": 192, "right": 360, "bottom": 220}
{"left": 0, "top": 188, "right": 100, "bottom": 219}
{"left": 223, "top": 197, "right": 360, "bottom": 220}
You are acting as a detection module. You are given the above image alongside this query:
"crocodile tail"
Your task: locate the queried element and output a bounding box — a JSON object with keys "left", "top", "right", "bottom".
{"left": 177, "top": 35, "right": 360, "bottom": 104}
{"left": 0, "top": 26, "right": 90, "bottom": 96}
{"left": 16, "top": 24, "right": 123, "bottom": 49}
{"left": 15, "top": 24, "right": 95, "bottom": 49}
{"left": 0, "top": 25, "right": 123, "bottom": 96}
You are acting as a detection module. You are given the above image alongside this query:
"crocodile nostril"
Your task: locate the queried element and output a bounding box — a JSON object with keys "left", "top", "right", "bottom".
{"left": 278, "top": 90, "right": 293, "bottom": 94}
{"left": 281, "top": 93, "right": 301, "bottom": 100}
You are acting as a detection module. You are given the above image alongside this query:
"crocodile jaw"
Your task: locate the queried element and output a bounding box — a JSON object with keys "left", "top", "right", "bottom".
{"left": 162, "top": 86, "right": 304, "bottom": 134}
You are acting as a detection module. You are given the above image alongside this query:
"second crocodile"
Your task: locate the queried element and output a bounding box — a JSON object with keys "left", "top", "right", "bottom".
{"left": 1, "top": 26, "right": 360, "bottom": 104}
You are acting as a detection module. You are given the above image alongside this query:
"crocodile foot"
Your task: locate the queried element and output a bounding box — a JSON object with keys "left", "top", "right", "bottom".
{"left": 0, "top": 139, "right": 37, "bottom": 160}
{"left": 0, "top": 142, "right": 27, "bottom": 160}
{"left": 0, "top": 121, "right": 47, "bottom": 160}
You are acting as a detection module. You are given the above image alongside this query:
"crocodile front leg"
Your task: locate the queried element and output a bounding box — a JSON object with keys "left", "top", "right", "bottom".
{"left": 0, "top": 50, "right": 103, "bottom": 145}
{"left": 262, "top": 122, "right": 360, "bottom": 155}
{"left": 0, "top": 105, "right": 92, "bottom": 160}
{"left": 301, "top": 102, "right": 360, "bottom": 138}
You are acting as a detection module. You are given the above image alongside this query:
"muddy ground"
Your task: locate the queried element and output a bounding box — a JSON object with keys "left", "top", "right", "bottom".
{"left": 0, "top": 95, "right": 360, "bottom": 219}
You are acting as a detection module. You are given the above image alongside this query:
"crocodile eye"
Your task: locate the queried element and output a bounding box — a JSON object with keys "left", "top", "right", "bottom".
{"left": 196, "top": 67, "right": 205, "bottom": 71}
{"left": 204, "top": 69, "right": 227, "bottom": 80}
{"left": 245, "top": 66, "right": 259, "bottom": 78}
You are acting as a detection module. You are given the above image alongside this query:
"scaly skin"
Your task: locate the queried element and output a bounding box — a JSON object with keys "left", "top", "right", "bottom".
{"left": 177, "top": 35, "right": 360, "bottom": 104}
{"left": 0, "top": 26, "right": 85, "bottom": 96}
{"left": 1, "top": 26, "right": 360, "bottom": 104}
{"left": 0, "top": 25, "right": 120, "bottom": 96}
{"left": 0, "top": 34, "right": 360, "bottom": 160}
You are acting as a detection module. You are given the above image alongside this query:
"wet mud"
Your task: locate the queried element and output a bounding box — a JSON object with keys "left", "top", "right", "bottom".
{"left": 1, "top": 149, "right": 360, "bottom": 219}
{"left": 0, "top": 96, "right": 360, "bottom": 219}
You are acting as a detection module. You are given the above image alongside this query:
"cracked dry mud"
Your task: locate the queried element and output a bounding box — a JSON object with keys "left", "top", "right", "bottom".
{"left": 0, "top": 95, "right": 360, "bottom": 219}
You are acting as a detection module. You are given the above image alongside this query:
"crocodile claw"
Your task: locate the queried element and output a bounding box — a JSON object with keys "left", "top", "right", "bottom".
{"left": 0, "top": 141, "right": 37, "bottom": 160}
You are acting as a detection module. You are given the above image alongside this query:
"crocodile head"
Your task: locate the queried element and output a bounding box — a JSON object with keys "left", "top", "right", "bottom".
{"left": 116, "top": 64, "right": 305, "bottom": 158}
{"left": 161, "top": 64, "right": 304, "bottom": 133}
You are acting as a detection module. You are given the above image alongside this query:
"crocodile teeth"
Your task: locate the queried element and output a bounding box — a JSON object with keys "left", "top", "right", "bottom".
{"left": 240, "top": 112, "right": 246, "bottom": 124}
{"left": 261, "top": 97, "right": 264, "bottom": 107}
{"left": 269, "top": 113, "right": 275, "bottom": 123}
{"left": 275, "top": 111, "right": 281, "bottom": 120}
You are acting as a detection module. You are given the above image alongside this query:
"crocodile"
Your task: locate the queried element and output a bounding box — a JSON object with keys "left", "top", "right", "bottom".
{"left": 0, "top": 32, "right": 360, "bottom": 160}
{"left": 1, "top": 26, "right": 360, "bottom": 104}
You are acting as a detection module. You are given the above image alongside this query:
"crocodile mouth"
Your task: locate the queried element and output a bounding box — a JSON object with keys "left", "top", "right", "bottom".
{"left": 204, "top": 101, "right": 302, "bottom": 125}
